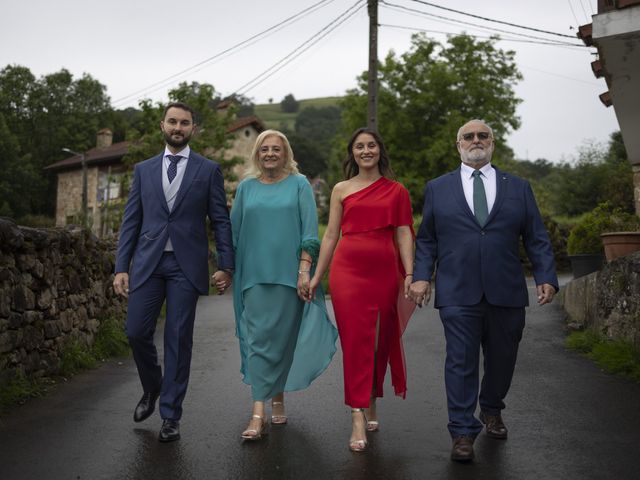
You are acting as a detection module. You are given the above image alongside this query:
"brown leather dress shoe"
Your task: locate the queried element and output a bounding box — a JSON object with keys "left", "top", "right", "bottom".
{"left": 479, "top": 411, "right": 508, "bottom": 439}
{"left": 451, "top": 436, "right": 475, "bottom": 462}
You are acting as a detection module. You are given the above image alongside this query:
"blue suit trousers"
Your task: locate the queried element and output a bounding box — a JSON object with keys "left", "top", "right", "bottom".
{"left": 439, "top": 300, "right": 525, "bottom": 438}
{"left": 125, "top": 252, "right": 200, "bottom": 420}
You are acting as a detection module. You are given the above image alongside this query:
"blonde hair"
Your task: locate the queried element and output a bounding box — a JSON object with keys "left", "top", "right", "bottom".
{"left": 244, "top": 129, "right": 299, "bottom": 178}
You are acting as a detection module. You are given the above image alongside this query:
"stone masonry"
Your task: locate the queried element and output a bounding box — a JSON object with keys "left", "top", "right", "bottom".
{"left": 561, "top": 251, "right": 640, "bottom": 348}
{"left": 0, "top": 218, "right": 126, "bottom": 387}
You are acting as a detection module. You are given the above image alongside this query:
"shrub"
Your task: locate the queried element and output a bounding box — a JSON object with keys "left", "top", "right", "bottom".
{"left": 566, "top": 202, "right": 640, "bottom": 255}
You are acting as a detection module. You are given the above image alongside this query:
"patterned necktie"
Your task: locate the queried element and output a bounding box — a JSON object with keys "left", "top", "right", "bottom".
{"left": 472, "top": 169, "right": 488, "bottom": 226}
{"left": 167, "top": 155, "right": 181, "bottom": 183}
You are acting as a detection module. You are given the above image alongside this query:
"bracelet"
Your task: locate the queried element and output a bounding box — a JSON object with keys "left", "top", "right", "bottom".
{"left": 404, "top": 273, "right": 413, "bottom": 277}
{"left": 299, "top": 258, "right": 312, "bottom": 264}
{"left": 298, "top": 270, "right": 310, "bottom": 274}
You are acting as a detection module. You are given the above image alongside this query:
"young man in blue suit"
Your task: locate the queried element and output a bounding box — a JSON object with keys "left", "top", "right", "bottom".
{"left": 113, "top": 102, "right": 234, "bottom": 442}
{"left": 409, "top": 119, "right": 558, "bottom": 462}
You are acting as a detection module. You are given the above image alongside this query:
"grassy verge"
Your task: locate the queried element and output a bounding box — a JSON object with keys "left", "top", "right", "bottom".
{"left": 565, "top": 329, "right": 640, "bottom": 382}
{"left": 0, "top": 316, "right": 130, "bottom": 412}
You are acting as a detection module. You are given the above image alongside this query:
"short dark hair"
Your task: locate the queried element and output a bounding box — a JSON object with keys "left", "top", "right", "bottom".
{"left": 162, "top": 102, "right": 196, "bottom": 123}
{"left": 343, "top": 127, "right": 395, "bottom": 180}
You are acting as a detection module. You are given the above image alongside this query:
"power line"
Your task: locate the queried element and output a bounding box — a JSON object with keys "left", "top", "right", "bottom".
{"left": 567, "top": 0, "right": 581, "bottom": 26}
{"left": 404, "top": 0, "right": 577, "bottom": 39}
{"left": 380, "top": 23, "right": 586, "bottom": 50}
{"left": 578, "top": 0, "right": 591, "bottom": 22}
{"left": 381, "top": 1, "right": 584, "bottom": 47}
{"left": 111, "top": 0, "right": 337, "bottom": 107}
{"left": 232, "top": 0, "right": 365, "bottom": 97}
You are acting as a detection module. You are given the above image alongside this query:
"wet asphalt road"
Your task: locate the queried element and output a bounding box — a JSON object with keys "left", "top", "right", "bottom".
{"left": 1, "top": 280, "right": 640, "bottom": 480}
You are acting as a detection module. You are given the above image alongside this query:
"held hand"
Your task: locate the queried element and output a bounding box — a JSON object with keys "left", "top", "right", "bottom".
{"left": 537, "top": 283, "right": 555, "bottom": 305}
{"left": 408, "top": 280, "right": 431, "bottom": 307}
{"left": 212, "top": 270, "right": 232, "bottom": 295}
{"left": 403, "top": 276, "right": 412, "bottom": 298}
{"left": 113, "top": 272, "right": 130, "bottom": 298}
{"left": 297, "top": 271, "right": 311, "bottom": 301}
{"left": 307, "top": 275, "right": 320, "bottom": 303}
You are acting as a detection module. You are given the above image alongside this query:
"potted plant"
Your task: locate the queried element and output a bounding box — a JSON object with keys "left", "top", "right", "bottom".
{"left": 567, "top": 203, "right": 640, "bottom": 277}
{"left": 566, "top": 203, "right": 609, "bottom": 278}
{"left": 600, "top": 210, "right": 640, "bottom": 262}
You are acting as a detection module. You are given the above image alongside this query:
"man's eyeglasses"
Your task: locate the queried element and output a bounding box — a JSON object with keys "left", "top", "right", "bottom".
{"left": 460, "top": 132, "right": 491, "bottom": 142}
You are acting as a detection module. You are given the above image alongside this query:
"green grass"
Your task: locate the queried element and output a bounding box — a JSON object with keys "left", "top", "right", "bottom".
{"left": 0, "top": 373, "right": 48, "bottom": 409}
{"left": 254, "top": 96, "right": 342, "bottom": 131}
{"left": 565, "top": 329, "right": 640, "bottom": 382}
{"left": 0, "top": 316, "right": 130, "bottom": 412}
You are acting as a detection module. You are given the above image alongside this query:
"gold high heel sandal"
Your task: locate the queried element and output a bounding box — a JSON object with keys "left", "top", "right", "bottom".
{"left": 271, "top": 401, "right": 288, "bottom": 425}
{"left": 349, "top": 408, "right": 368, "bottom": 452}
{"left": 365, "top": 398, "right": 379, "bottom": 432}
{"left": 241, "top": 414, "right": 268, "bottom": 441}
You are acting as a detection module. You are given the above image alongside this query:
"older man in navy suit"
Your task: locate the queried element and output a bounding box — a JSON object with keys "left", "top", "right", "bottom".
{"left": 113, "top": 102, "right": 234, "bottom": 442}
{"left": 410, "top": 119, "right": 558, "bottom": 462}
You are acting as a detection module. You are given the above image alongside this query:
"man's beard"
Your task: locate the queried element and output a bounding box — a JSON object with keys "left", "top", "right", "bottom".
{"left": 462, "top": 147, "right": 492, "bottom": 165}
{"left": 163, "top": 130, "right": 191, "bottom": 148}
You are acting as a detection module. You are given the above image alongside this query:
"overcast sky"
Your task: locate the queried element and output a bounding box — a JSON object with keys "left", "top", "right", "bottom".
{"left": 3, "top": 0, "right": 619, "bottom": 163}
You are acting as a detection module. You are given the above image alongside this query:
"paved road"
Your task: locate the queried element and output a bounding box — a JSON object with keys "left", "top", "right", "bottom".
{"left": 1, "top": 281, "right": 640, "bottom": 480}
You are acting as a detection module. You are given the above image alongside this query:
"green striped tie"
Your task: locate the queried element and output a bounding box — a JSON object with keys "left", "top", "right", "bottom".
{"left": 472, "top": 170, "right": 488, "bottom": 226}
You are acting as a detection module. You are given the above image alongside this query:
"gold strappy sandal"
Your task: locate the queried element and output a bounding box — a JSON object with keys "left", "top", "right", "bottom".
{"left": 349, "top": 408, "right": 368, "bottom": 452}
{"left": 241, "top": 414, "right": 268, "bottom": 441}
{"left": 271, "top": 401, "right": 288, "bottom": 425}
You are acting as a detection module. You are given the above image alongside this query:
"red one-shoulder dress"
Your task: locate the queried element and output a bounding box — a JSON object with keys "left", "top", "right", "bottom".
{"left": 329, "top": 177, "right": 415, "bottom": 407}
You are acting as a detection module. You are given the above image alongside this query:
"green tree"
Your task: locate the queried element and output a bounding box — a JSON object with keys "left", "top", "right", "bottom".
{"left": 280, "top": 93, "right": 299, "bottom": 113}
{"left": 545, "top": 132, "right": 634, "bottom": 217}
{"left": 0, "top": 65, "right": 112, "bottom": 218}
{"left": 123, "top": 81, "right": 241, "bottom": 185}
{"left": 336, "top": 33, "right": 522, "bottom": 206}
{"left": 287, "top": 132, "right": 326, "bottom": 178}
{"left": 290, "top": 105, "right": 341, "bottom": 178}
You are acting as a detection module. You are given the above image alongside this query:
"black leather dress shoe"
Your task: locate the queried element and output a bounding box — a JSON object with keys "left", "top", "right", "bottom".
{"left": 159, "top": 419, "right": 180, "bottom": 442}
{"left": 451, "top": 436, "right": 475, "bottom": 462}
{"left": 479, "top": 411, "right": 508, "bottom": 439}
{"left": 133, "top": 391, "right": 160, "bottom": 423}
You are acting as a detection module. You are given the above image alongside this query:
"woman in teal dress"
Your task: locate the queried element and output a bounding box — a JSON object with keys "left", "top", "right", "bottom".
{"left": 231, "top": 129, "right": 338, "bottom": 440}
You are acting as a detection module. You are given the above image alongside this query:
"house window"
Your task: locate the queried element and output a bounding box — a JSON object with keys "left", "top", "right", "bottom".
{"left": 97, "top": 171, "right": 122, "bottom": 202}
{"left": 245, "top": 129, "right": 251, "bottom": 137}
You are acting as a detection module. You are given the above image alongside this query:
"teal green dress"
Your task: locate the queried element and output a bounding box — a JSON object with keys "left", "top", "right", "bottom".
{"left": 231, "top": 174, "right": 338, "bottom": 401}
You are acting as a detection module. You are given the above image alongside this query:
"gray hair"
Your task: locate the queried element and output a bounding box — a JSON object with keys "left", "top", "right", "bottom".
{"left": 457, "top": 119, "right": 494, "bottom": 141}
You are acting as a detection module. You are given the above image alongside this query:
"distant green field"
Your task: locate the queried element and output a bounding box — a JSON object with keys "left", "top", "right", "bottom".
{"left": 254, "top": 96, "right": 342, "bottom": 131}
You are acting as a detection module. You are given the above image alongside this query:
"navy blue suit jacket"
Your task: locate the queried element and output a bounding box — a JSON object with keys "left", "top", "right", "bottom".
{"left": 115, "top": 151, "right": 234, "bottom": 295}
{"left": 414, "top": 166, "right": 558, "bottom": 308}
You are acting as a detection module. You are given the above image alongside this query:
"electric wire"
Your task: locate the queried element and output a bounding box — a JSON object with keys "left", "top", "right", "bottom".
{"left": 567, "top": 0, "right": 582, "bottom": 26}
{"left": 380, "top": 23, "right": 587, "bottom": 50}
{"left": 381, "top": 1, "right": 585, "bottom": 47}
{"left": 231, "top": 0, "right": 365, "bottom": 97}
{"left": 111, "top": 0, "right": 337, "bottom": 107}
{"left": 405, "top": 0, "right": 577, "bottom": 38}
{"left": 578, "top": 0, "right": 591, "bottom": 22}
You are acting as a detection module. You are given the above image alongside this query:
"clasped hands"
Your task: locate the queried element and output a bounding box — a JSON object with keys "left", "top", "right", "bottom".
{"left": 407, "top": 280, "right": 431, "bottom": 307}
{"left": 212, "top": 270, "right": 232, "bottom": 295}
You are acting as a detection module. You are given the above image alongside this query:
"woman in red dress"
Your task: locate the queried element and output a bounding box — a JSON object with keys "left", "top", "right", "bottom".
{"left": 308, "top": 128, "right": 415, "bottom": 452}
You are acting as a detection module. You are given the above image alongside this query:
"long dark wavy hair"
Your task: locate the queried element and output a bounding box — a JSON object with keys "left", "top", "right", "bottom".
{"left": 343, "top": 127, "right": 395, "bottom": 180}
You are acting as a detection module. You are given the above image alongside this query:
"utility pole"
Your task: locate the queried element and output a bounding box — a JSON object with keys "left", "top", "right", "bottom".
{"left": 367, "top": 0, "right": 378, "bottom": 131}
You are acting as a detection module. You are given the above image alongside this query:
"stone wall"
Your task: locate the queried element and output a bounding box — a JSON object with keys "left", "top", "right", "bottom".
{"left": 560, "top": 251, "right": 640, "bottom": 348}
{"left": 0, "top": 218, "right": 126, "bottom": 387}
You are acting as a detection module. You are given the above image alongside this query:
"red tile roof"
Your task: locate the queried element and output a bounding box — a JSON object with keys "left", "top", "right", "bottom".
{"left": 46, "top": 115, "right": 265, "bottom": 172}
{"left": 45, "top": 141, "right": 130, "bottom": 171}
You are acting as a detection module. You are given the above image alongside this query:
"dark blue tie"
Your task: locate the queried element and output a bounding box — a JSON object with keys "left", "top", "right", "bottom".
{"left": 167, "top": 155, "right": 181, "bottom": 183}
{"left": 472, "top": 170, "right": 488, "bottom": 226}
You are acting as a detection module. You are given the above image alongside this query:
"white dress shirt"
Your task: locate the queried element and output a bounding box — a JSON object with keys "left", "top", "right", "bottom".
{"left": 162, "top": 145, "right": 190, "bottom": 251}
{"left": 460, "top": 162, "right": 496, "bottom": 216}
